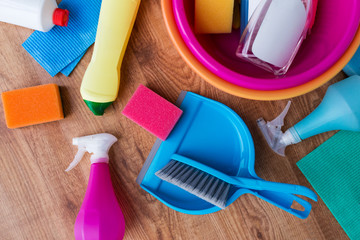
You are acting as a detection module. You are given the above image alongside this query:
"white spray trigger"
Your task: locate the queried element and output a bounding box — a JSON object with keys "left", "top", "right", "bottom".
{"left": 65, "top": 148, "right": 86, "bottom": 172}
{"left": 65, "top": 133, "right": 118, "bottom": 172}
{"left": 257, "top": 101, "right": 291, "bottom": 156}
{"left": 269, "top": 101, "right": 291, "bottom": 129}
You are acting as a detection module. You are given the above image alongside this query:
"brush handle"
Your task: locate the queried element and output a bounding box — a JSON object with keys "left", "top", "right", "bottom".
{"left": 171, "top": 154, "right": 316, "bottom": 218}
{"left": 172, "top": 154, "right": 317, "bottom": 201}
{"left": 232, "top": 176, "right": 317, "bottom": 201}
{"left": 251, "top": 190, "right": 313, "bottom": 219}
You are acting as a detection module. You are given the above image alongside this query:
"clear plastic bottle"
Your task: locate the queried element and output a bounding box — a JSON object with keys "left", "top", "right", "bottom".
{"left": 0, "top": 0, "right": 69, "bottom": 32}
{"left": 236, "top": 0, "right": 317, "bottom": 75}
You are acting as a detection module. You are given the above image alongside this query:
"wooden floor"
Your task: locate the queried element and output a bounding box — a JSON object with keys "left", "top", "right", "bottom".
{"left": 0, "top": 1, "right": 349, "bottom": 239}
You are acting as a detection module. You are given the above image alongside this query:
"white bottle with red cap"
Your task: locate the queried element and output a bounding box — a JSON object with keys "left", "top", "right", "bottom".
{"left": 0, "top": 0, "right": 69, "bottom": 32}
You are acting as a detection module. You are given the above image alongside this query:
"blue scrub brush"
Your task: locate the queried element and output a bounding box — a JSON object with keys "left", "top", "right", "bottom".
{"left": 156, "top": 154, "right": 317, "bottom": 209}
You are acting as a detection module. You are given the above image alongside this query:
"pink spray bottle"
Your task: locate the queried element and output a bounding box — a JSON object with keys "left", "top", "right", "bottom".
{"left": 66, "top": 133, "right": 125, "bottom": 240}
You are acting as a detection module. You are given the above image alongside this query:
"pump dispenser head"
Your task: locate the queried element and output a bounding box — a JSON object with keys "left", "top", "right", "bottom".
{"left": 66, "top": 133, "right": 117, "bottom": 172}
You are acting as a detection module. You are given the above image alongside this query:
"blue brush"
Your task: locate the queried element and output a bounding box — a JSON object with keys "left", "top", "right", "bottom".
{"left": 156, "top": 154, "right": 317, "bottom": 209}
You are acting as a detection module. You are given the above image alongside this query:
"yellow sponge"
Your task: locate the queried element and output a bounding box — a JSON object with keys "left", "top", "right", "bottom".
{"left": 195, "top": 0, "right": 235, "bottom": 34}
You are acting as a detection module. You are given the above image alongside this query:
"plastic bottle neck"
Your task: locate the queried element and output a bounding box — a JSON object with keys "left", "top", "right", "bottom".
{"left": 91, "top": 157, "right": 109, "bottom": 165}
{"left": 281, "top": 127, "right": 302, "bottom": 146}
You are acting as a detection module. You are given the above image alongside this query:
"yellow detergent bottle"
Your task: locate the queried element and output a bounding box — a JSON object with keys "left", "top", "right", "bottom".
{"left": 81, "top": 0, "right": 141, "bottom": 115}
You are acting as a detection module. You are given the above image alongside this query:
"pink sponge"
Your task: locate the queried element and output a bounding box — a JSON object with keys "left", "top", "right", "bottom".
{"left": 122, "top": 85, "right": 183, "bottom": 140}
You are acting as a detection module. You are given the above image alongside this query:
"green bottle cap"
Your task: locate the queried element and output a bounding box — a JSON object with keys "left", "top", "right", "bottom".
{"left": 84, "top": 100, "right": 113, "bottom": 116}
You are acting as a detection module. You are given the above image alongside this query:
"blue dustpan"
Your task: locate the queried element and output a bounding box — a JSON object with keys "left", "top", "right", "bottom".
{"left": 137, "top": 92, "right": 316, "bottom": 218}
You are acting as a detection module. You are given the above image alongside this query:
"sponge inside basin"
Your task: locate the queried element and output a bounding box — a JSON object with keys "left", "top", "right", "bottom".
{"left": 122, "top": 85, "right": 183, "bottom": 141}
{"left": 195, "top": 0, "right": 234, "bottom": 34}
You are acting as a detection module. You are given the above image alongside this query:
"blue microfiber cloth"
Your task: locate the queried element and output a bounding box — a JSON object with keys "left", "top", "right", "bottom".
{"left": 297, "top": 131, "right": 360, "bottom": 240}
{"left": 22, "top": 0, "right": 101, "bottom": 77}
{"left": 61, "top": 52, "right": 85, "bottom": 76}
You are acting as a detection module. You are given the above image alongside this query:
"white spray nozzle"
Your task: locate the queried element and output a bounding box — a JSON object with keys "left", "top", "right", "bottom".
{"left": 257, "top": 101, "right": 293, "bottom": 156}
{"left": 269, "top": 101, "right": 291, "bottom": 128}
{"left": 65, "top": 133, "right": 118, "bottom": 172}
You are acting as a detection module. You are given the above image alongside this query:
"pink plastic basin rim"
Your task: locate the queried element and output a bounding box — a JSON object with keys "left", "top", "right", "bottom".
{"left": 173, "top": 0, "right": 360, "bottom": 90}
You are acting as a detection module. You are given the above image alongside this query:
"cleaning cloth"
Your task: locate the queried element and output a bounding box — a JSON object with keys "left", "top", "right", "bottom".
{"left": 297, "top": 131, "right": 360, "bottom": 240}
{"left": 22, "top": 0, "right": 101, "bottom": 77}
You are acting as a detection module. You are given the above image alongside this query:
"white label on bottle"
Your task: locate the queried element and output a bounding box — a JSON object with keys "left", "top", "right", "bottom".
{"left": 252, "top": 0, "right": 307, "bottom": 68}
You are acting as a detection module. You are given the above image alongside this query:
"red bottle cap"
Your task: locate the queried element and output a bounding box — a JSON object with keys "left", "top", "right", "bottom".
{"left": 53, "top": 8, "right": 70, "bottom": 27}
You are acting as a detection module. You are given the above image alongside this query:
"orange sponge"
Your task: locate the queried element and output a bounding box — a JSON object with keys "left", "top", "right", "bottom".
{"left": 2, "top": 84, "right": 64, "bottom": 128}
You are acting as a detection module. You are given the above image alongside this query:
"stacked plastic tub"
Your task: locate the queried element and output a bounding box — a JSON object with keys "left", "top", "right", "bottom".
{"left": 162, "top": 0, "right": 360, "bottom": 100}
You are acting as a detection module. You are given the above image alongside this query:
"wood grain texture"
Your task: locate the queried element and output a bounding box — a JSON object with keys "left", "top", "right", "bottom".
{"left": 0, "top": 0, "right": 349, "bottom": 239}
